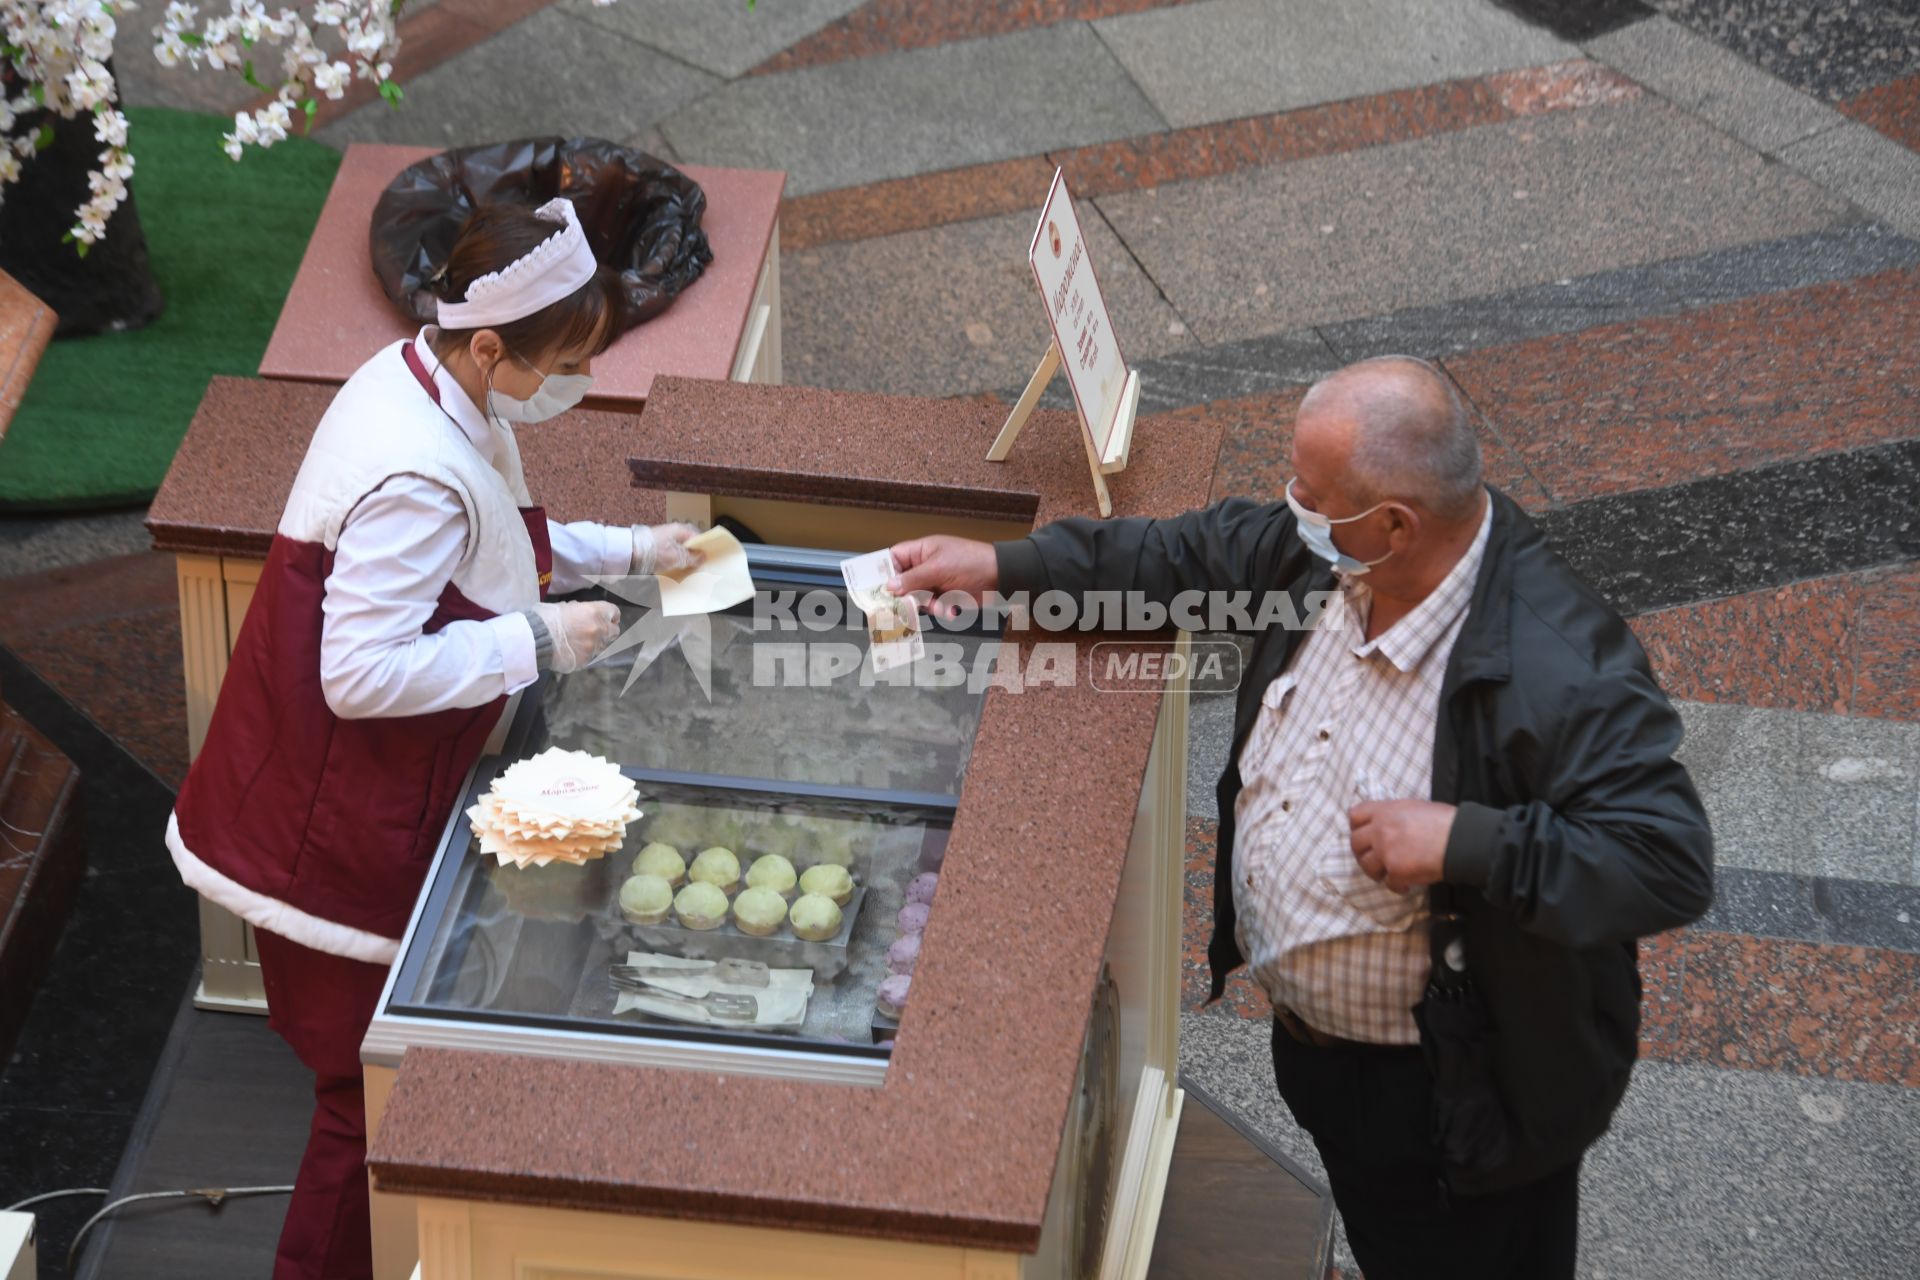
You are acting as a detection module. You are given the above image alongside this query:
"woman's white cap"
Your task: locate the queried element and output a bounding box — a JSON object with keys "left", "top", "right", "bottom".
{"left": 435, "top": 197, "right": 599, "bottom": 330}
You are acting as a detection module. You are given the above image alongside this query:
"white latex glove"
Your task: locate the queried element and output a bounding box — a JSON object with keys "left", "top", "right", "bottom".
{"left": 633, "top": 522, "right": 704, "bottom": 575}
{"left": 529, "top": 601, "right": 622, "bottom": 673}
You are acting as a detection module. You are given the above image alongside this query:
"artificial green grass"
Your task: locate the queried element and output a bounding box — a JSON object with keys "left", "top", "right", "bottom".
{"left": 0, "top": 105, "right": 340, "bottom": 510}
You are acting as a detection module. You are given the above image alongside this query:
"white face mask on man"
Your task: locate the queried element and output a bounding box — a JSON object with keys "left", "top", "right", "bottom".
{"left": 1286, "top": 477, "right": 1395, "bottom": 576}
{"left": 487, "top": 349, "right": 593, "bottom": 424}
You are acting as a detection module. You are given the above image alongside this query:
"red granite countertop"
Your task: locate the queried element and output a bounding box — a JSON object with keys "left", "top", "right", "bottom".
{"left": 257, "top": 143, "right": 783, "bottom": 409}
{"left": 146, "top": 376, "right": 669, "bottom": 557}
{"left": 365, "top": 379, "right": 1223, "bottom": 1251}
{"left": 0, "top": 268, "right": 56, "bottom": 442}
{"left": 627, "top": 378, "right": 1155, "bottom": 525}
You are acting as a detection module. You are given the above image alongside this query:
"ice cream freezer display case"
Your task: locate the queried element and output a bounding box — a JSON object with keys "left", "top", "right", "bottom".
{"left": 366, "top": 544, "right": 991, "bottom": 1085}
{"left": 360, "top": 378, "right": 1225, "bottom": 1280}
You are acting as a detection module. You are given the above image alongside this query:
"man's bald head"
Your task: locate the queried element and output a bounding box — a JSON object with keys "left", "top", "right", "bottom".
{"left": 1297, "top": 356, "right": 1482, "bottom": 522}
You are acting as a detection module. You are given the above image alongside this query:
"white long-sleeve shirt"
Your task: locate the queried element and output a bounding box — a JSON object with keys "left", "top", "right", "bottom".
{"left": 317, "top": 331, "right": 632, "bottom": 720}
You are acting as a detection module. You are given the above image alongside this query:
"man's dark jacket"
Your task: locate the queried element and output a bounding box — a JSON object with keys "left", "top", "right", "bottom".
{"left": 996, "top": 488, "right": 1714, "bottom": 1192}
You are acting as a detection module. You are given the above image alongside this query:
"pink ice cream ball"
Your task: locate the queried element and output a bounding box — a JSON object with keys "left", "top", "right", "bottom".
{"left": 877, "top": 974, "right": 911, "bottom": 1018}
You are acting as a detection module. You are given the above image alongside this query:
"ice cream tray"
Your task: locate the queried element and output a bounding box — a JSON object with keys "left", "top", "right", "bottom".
{"left": 598, "top": 886, "right": 867, "bottom": 980}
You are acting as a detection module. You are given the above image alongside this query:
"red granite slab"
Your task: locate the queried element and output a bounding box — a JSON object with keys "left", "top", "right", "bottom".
{"left": 779, "top": 61, "right": 1635, "bottom": 250}
{"left": 1185, "top": 391, "right": 1309, "bottom": 506}
{"left": 750, "top": 0, "right": 1199, "bottom": 77}
{"left": 1849, "top": 564, "right": 1920, "bottom": 721}
{"left": 0, "top": 267, "right": 56, "bottom": 442}
{"left": 1483, "top": 59, "right": 1640, "bottom": 117}
{"left": 1186, "top": 895, "right": 1920, "bottom": 1091}
{"left": 0, "top": 552, "right": 191, "bottom": 787}
{"left": 147, "top": 377, "right": 669, "bottom": 560}
{"left": 257, "top": 144, "right": 784, "bottom": 409}
{"left": 8, "top": 607, "right": 191, "bottom": 789}
{"left": 1054, "top": 62, "right": 1634, "bottom": 202}
{"left": 1839, "top": 73, "right": 1920, "bottom": 153}
{"left": 366, "top": 378, "right": 1223, "bottom": 1249}
{"left": 1629, "top": 563, "right": 1918, "bottom": 721}
{"left": 0, "top": 550, "right": 179, "bottom": 648}
{"left": 1636, "top": 929, "right": 1691, "bottom": 1050}
{"left": 781, "top": 155, "right": 1057, "bottom": 251}
{"left": 1643, "top": 931, "right": 1920, "bottom": 1087}
{"left": 1441, "top": 265, "right": 1920, "bottom": 504}
{"left": 1050, "top": 77, "right": 1507, "bottom": 201}
{"left": 1632, "top": 577, "right": 1858, "bottom": 716}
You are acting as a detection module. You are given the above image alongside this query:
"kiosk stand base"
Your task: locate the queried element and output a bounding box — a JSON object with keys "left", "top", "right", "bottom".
{"left": 988, "top": 341, "right": 1140, "bottom": 519}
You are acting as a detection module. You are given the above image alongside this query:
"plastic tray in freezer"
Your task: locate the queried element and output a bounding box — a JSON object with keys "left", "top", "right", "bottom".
{"left": 596, "top": 887, "right": 867, "bottom": 980}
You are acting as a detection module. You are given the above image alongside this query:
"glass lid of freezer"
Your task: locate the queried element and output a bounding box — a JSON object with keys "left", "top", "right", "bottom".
{"left": 384, "top": 544, "right": 995, "bottom": 1062}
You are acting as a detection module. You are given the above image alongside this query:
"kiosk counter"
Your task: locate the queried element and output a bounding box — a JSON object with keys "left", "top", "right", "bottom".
{"left": 357, "top": 378, "right": 1224, "bottom": 1279}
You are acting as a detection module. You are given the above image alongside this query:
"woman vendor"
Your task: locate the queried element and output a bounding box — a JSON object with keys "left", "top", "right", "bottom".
{"left": 164, "top": 198, "right": 696, "bottom": 1280}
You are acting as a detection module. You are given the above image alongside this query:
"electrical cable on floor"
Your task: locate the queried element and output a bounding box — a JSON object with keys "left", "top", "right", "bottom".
{"left": 11, "top": 1183, "right": 296, "bottom": 1273}
{"left": 2, "top": 1188, "right": 110, "bottom": 1213}
{"left": 0, "top": 811, "right": 47, "bottom": 861}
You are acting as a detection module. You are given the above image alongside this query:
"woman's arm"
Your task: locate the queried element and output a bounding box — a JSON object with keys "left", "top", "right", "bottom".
{"left": 320, "top": 477, "right": 541, "bottom": 719}
{"left": 546, "top": 519, "right": 633, "bottom": 596}
{"left": 547, "top": 520, "right": 706, "bottom": 594}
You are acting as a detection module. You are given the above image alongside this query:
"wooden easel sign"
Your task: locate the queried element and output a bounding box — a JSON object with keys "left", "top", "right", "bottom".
{"left": 988, "top": 168, "right": 1142, "bottom": 517}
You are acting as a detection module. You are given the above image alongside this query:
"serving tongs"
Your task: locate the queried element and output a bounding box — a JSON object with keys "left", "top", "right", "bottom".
{"left": 608, "top": 970, "right": 759, "bottom": 1021}
{"left": 621, "top": 985, "right": 758, "bottom": 1020}
{"left": 611, "top": 958, "right": 770, "bottom": 988}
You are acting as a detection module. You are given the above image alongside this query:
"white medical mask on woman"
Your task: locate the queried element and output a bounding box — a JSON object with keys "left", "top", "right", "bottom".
{"left": 1286, "top": 477, "right": 1394, "bottom": 576}
{"left": 487, "top": 350, "right": 594, "bottom": 424}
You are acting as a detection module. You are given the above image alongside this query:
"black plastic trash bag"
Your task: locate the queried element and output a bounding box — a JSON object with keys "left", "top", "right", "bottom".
{"left": 369, "top": 136, "right": 713, "bottom": 333}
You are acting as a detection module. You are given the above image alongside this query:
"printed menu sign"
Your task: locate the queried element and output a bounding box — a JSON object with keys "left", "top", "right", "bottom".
{"left": 1028, "top": 169, "right": 1131, "bottom": 466}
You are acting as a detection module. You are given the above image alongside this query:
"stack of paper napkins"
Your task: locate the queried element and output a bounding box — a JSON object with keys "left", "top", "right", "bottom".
{"left": 466, "top": 748, "right": 642, "bottom": 868}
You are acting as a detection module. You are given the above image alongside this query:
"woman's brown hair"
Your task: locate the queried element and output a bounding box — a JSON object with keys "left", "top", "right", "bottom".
{"left": 429, "top": 202, "right": 621, "bottom": 364}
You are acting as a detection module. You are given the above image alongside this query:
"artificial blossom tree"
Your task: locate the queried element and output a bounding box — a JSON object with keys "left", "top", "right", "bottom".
{"left": 0, "top": 0, "right": 420, "bottom": 333}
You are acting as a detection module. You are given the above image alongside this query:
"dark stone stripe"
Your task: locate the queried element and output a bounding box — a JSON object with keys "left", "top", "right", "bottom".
{"left": 1488, "top": 0, "right": 1653, "bottom": 42}
{"left": 1319, "top": 221, "right": 1920, "bottom": 365}
{"left": 1536, "top": 439, "right": 1920, "bottom": 616}
{"left": 1641, "top": 927, "right": 1920, "bottom": 1083}
{"left": 1645, "top": 0, "right": 1920, "bottom": 103}
{"left": 1014, "top": 226, "right": 1920, "bottom": 615}
{"left": 1701, "top": 865, "right": 1920, "bottom": 956}
{"left": 1072, "top": 223, "right": 1920, "bottom": 417}
{"left": 1126, "top": 329, "right": 1342, "bottom": 416}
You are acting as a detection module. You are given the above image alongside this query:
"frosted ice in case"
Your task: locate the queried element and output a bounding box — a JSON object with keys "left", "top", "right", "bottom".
{"left": 370, "top": 544, "right": 991, "bottom": 1079}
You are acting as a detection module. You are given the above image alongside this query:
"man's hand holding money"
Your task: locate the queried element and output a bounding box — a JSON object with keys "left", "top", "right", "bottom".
{"left": 887, "top": 536, "right": 999, "bottom": 620}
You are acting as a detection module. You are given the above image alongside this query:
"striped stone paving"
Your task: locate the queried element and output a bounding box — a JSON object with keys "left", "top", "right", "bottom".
{"left": 9, "top": 2, "right": 1919, "bottom": 1277}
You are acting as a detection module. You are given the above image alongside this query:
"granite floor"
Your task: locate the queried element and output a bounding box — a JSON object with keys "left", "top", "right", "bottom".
{"left": 5, "top": 1, "right": 1919, "bottom": 1278}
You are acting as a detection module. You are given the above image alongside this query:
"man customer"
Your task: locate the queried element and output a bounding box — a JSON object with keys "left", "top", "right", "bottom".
{"left": 890, "top": 356, "right": 1714, "bottom": 1280}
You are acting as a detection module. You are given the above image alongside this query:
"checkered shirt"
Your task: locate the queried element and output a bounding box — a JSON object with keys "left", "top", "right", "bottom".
{"left": 1232, "top": 504, "right": 1491, "bottom": 1044}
